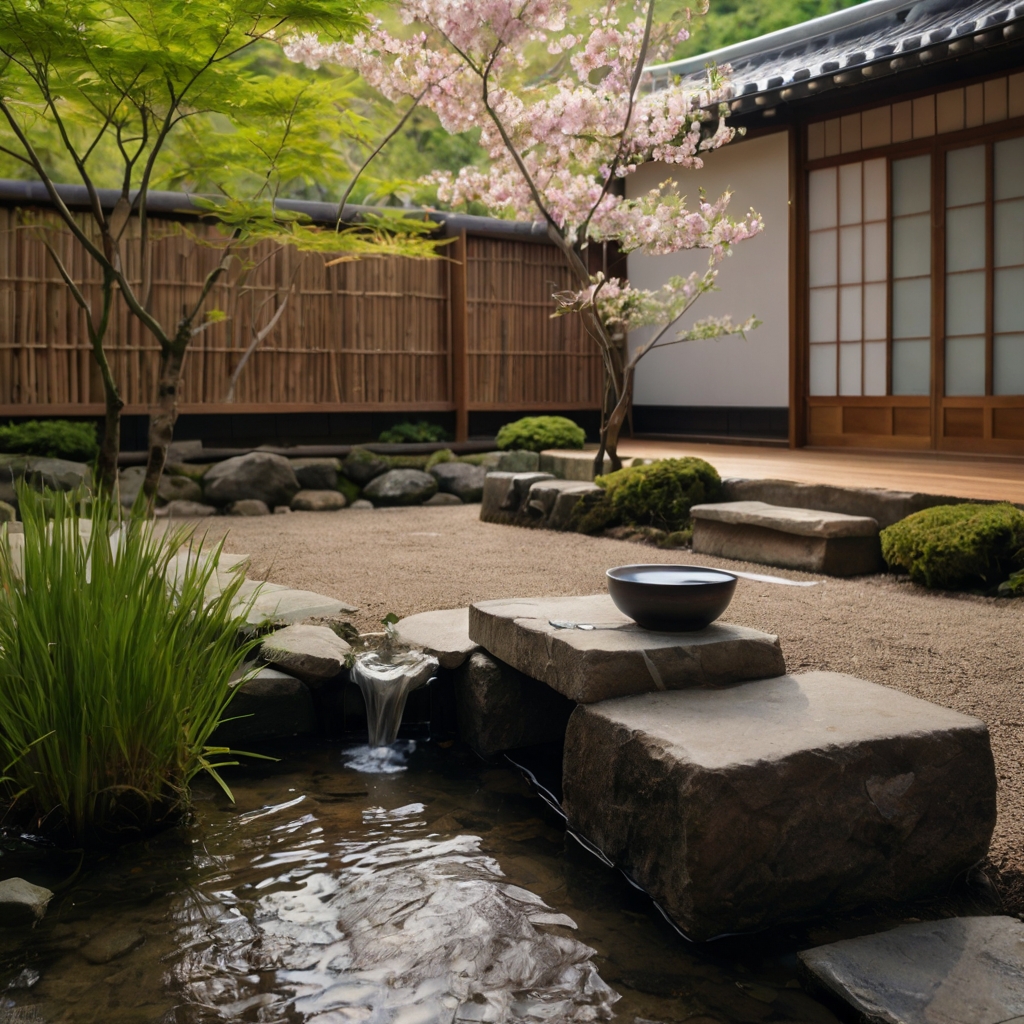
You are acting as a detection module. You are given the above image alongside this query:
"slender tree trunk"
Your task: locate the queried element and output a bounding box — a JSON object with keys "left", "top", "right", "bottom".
{"left": 89, "top": 277, "right": 124, "bottom": 497}
{"left": 602, "top": 358, "right": 637, "bottom": 471}
{"left": 142, "top": 342, "right": 186, "bottom": 511}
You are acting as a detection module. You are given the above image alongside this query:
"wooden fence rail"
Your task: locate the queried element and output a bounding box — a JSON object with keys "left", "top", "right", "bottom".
{"left": 0, "top": 207, "right": 603, "bottom": 439}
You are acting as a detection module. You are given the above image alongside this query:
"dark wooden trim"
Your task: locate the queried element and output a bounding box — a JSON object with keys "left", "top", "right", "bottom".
{"left": 466, "top": 401, "right": 601, "bottom": 411}
{"left": 805, "top": 114, "right": 1024, "bottom": 171}
{"left": 985, "top": 141, "right": 995, "bottom": 403}
{"left": 790, "top": 123, "right": 808, "bottom": 446}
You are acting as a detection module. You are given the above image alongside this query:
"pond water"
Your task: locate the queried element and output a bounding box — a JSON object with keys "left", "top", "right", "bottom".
{"left": 0, "top": 740, "right": 874, "bottom": 1023}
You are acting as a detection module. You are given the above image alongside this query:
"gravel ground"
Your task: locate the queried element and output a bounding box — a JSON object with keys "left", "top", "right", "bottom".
{"left": 199, "top": 504, "right": 1024, "bottom": 898}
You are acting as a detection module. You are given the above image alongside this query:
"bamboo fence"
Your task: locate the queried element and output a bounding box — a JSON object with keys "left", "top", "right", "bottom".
{"left": 0, "top": 207, "right": 603, "bottom": 431}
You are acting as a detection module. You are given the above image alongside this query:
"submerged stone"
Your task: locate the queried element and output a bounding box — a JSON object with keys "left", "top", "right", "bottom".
{"left": 0, "top": 878, "right": 52, "bottom": 927}
{"left": 80, "top": 927, "right": 144, "bottom": 964}
{"left": 799, "top": 916, "right": 1024, "bottom": 1024}
{"left": 562, "top": 672, "right": 997, "bottom": 940}
{"left": 469, "top": 594, "right": 785, "bottom": 702}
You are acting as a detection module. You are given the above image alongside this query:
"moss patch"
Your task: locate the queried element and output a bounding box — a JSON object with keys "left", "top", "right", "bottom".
{"left": 880, "top": 502, "right": 1024, "bottom": 590}
{"left": 571, "top": 457, "right": 721, "bottom": 535}
{"left": 496, "top": 415, "right": 585, "bottom": 453}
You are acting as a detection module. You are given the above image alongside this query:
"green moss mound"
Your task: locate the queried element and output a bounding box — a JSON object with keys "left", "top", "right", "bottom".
{"left": 572, "top": 457, "right": 722, "bottom": 534}
{"left": 378, "top": 420, "right": 450, "bottom": 444}
{"left": 495, "top": 416, "right": 585, "bottom": 453}
{"left": 880, "top": 502, "right": 1024, "bottom": 590}
{"left": 0, "top": 419, "right": 98, "bottom": 462}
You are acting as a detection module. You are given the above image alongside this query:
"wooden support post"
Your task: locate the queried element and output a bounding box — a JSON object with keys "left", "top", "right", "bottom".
{"left": 450, "top": 229, "right": 470, "bottom": 442}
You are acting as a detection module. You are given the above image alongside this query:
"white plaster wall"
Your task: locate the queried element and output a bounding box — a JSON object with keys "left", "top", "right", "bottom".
{"left": 626, "top": 129, "right": 790, "bottom": 408}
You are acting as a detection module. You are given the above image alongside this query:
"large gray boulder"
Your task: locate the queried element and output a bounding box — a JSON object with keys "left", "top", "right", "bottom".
{"left": 290, "top": 489, "right": 346, "bottom": 512}
{"left": 469, "top": 594, "right": 785, "bottom": 703}
{"left": 341, "top": 448, "right": 389, "bottom": 485}
{"left": 456, "top": 651, "right": 574, "bottom": 758}
{"left": 562, "top": 672, "right": 997, "bottom": 940}
{"left": 214, "top": 665, "right": 316, "bottom": 745}
{"left": 0, "top": 878, "right": 52, "bottom": 927}
{"left": 431, "top": 461, "right": 487, "bottom": 502}
{"left": 363, "top": 469, "right": 437, "bottom": 506}
{"left": 0, "top": 456, "right": 91, "bottom": 493}
{"left": 260, "top": 624, "right": 351, "bottom": 683}
{"left": 289, "top": 457, "right": 340, "bottom": 491}
{"left": 203, "top": 452, "right": 300, "bottom": 507}
{"left": 799, "top": 916, "right": 1024, "bottom": 1024}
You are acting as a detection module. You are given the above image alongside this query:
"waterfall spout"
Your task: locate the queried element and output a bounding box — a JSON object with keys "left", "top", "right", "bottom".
{"left": 349, "top": 649, "right": 439, "bottom": 748}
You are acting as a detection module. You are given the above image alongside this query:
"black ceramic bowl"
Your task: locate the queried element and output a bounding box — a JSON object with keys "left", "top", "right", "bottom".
{"left": 606, "top": 564, "right": 738, "bottom": 632}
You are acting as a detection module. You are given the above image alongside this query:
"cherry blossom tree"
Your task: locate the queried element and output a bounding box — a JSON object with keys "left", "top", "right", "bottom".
{"left": 286, "top": 0, "right": 763, "bottom": 471}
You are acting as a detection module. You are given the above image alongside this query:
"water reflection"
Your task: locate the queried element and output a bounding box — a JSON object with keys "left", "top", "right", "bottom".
{"left": 0, "top": 743, "right": 842, "bottom": 1024}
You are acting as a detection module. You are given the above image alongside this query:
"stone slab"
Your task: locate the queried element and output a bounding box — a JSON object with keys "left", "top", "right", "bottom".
{"left": 455, "top": 651, "right": 575, "bottom": 757}
{"left": 242, "top": 586, "right": 353, "bottom": 626}
{"left": 562, "top": 672, "right": 997, "bottom": 941}
{"left": 468, "top": 594, "right": 785, "bottom": 703}
{"left": 523, "top": 479, "right": 601, "bottom": 530}
{"left": 260, "top": 624, "right": 351, "bottom": 683}
{"left": 539, "top": 451, "right": 612, "bottom": 481}
{"left": 721, "top": 478, "right": 970, "bottom": 531}
{"left": 394, "top": 607, "right": 479, "bottom": 670}
{"left": 691, "top": 501, "right": 878, "bottom": 538}
{"left": 799, "top": 916, "right": 1024, "bottom": 1024}
{"left": 692, "top": 518, "right": 882, "bottom": 576}
{"left": 480, "top": 472, "right": 555, "bottom": 524}
{"left": 0, "top": 878, "right": 52, "bottom": 927}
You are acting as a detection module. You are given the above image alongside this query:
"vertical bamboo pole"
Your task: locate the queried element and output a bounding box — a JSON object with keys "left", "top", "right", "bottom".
{"left": 450, "top": 230, "right": 470, "bottom": 441}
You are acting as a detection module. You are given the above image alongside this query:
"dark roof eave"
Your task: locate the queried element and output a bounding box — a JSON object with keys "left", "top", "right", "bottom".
{"left": 0, "top": 179, "right": 552, "bottom": 243}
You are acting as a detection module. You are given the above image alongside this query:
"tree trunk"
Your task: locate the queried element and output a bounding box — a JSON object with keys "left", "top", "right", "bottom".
{"left": 142, "top": 344, "right": 186, "bottom": 511}
{"left": 601, "top": 359, "right": 637, "bottom": 472}
{"left": 88, "top": 285, "right": 124, "bottom": 498}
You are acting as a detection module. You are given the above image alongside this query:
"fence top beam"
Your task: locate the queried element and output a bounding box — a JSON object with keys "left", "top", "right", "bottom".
{"left": 0, "top": 178, "right": 555, "bottom": 245}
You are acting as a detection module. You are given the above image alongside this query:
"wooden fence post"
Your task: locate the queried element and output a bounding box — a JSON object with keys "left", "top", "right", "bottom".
{"left": 450, "top": 229, "right": 470, "bottom": 442}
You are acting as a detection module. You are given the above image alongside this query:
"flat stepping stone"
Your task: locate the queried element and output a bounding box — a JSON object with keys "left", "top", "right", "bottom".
{"left": 0, "top": 878, "right": 52, "bottom": 927}
{"left": 242, "top": 586, "right": 352, "bottom": 625}
{"left": 799, "top": 916, "right": 1024, "bottom": 1024}
{"left": 394, "top": 608, "right": 479, "bottom": 669}
{"left": 562, "top": 671, "right": 996, "bottom": 940}
{"left": 691, "top": 500, "right": 882, "bottom": 575}
{"left": 468, "top": 594, "right": 785, "bottom": 702}
{"left": 260, "top": 624, "right": 351, "bottom": 683}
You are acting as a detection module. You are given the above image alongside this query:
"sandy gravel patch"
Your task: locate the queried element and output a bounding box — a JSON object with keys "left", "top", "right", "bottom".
{"left": 196, "top": 504, "right": 1024, "bottom": 896}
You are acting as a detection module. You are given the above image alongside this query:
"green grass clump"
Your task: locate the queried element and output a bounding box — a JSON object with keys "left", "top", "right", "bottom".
{"left": 572, "top": 457, "right": 722, "bottom": 534}
{"left": 0, "top": 488, "right": 254, "bottom": 845}
{"left": 0, "top": 420, "right": 98, "bottom": 462}
{"left": 880, "top": 502, "right": 1024, "bottom": 590}
{"left": 378, "top": 420, "right": 450, "bottom": 444}
{"left": 496, "top": 415, "right": 585, "bottom": 453}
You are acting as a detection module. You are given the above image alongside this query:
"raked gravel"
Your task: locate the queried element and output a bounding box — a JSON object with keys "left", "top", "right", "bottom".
{"left": 194, "top": 504, "right": 1024, "bottom": 896}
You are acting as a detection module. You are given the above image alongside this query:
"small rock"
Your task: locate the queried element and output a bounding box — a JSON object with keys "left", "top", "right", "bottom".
{"left": 430, "top": 462, "right": 486, "bottom": 502}
{"left": 394, "top": 607, "right": 479, "bottom": 669}
{"left": 203, "top": 452, "right": 301, "bottom": 507}
{"left": 341, "top": 448, "right": 389, "bottom": 485}
{"left": 0, "top": 500, "right": 14, "bottom": 523}
{"left": 117, "top": 466, "right": 203, "bottom": 508}
{"left": 6, "top": 967, "right": 40, "bottom": 989}
{"left": 291, "top": 489, "right": 346, "bottom": 512}
{"left": 227, "top": 499, "right": 270, "bottom": 516}
{"left": 363, "top": 469, "right": 437, "bottom": 506}
{"left": 0, "top": 878, "right": 52, "bottom": 927}
{"left": 274, "top": 505, "right": 292, "bottom": 514}
{"left": 80, "top": 927, "right": 144, "bottom": 964}
{"left": 261, "top": 624, "right": 351, "bottom": 682}
{"left": 350, "top": 499, "right": 374, "bottom": 510}
{"left": 289, "top": 457, "right": 341, "bottom": 491}
{"left": 424, "top": 492, "right": 463, "bottom": 506}
{"left": 161, "top": 499, "right": 217, "bottom": 518}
